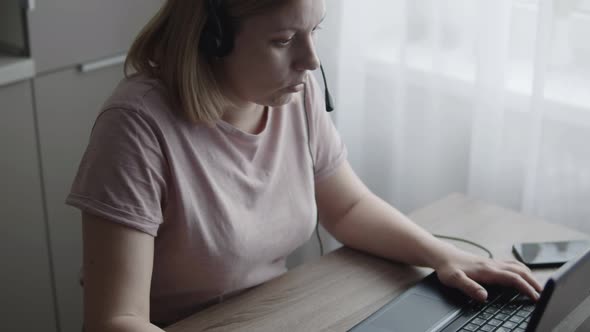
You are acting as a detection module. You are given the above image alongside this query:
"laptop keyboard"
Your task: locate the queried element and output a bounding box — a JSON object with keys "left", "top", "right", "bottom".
{"left": 457, "top": 289, "right": 535, "bottom": 332}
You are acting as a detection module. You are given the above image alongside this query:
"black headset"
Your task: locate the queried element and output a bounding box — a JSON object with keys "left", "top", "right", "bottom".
{"left": 199, "top": 0, "right": 335, "bottom": 112}
{"left": 199, "top": 0, "right": 235, "bottom": 58}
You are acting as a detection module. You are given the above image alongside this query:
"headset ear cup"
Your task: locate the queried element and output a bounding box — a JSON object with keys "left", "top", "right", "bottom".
{"left": 199, "top": 0, "right": 234, "bottom": 57}
{"left": 199, "top": 18, "right": 222, "bottom": 55}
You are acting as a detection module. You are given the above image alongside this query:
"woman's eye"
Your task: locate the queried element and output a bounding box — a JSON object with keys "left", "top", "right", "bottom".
{"left": 273, "top": 37, "right": 294, "bottom": 47}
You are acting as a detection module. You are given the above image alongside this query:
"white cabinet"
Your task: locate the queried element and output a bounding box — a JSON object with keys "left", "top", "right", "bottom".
{"left": 33, "top": 63, "right": 127, "bottom": 332}
{"left": 0, "top": 80, "right": 58, "bottom": 332}
{"left": 0, "top": 2, "right": 164, "bottom": 330}
{"left": 28, "top": 0, "right": 163, "bottom": 73}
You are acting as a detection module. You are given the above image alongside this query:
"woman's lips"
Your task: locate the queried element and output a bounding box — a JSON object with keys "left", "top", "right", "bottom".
{"left": 284, "top": 83, "right": 304, "bottom": 93}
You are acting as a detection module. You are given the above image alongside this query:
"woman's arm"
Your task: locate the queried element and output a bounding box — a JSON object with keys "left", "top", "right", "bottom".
{"left": 315, "top": 161, "right": 543, "bottom": 302}
{"left": 82, "top": 212, "right": 164, "bottom": 332}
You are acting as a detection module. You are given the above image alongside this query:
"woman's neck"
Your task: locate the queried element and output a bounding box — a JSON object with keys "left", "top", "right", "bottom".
{"left": 221, "top": 103, "right": 268, "bottom": 135}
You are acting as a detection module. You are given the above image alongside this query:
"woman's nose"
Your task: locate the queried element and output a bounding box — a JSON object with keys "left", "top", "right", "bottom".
{"left": 294, "top": 36, "right": 320, "bottom": 72}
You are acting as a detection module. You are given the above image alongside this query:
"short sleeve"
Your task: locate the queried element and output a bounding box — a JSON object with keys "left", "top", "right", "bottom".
{"left": 66, "top": 108, "right": 168, "bottom": 236}
{"left": 304, "top": 74, "right": 348, "bottom": 182}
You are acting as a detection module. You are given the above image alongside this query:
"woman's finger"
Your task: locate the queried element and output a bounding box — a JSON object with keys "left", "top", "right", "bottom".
{"left": 503, "top": 259, "right": 531, "bottom": 272}
{"left": 439, "top": 269, "right": 488, "bottom": 302}
{"left": 501, "top": 262, "right": 544, "bottom": 293}
{"left": 483, "top": 269, "right": 540, "bottom": 301}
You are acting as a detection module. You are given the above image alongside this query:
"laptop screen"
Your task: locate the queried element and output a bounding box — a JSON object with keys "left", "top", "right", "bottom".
{"left": 532, "top": 249, "right": 590, "bottom": 332}
{"left": 551, "top": 294, "right": 590, "bottom": 331}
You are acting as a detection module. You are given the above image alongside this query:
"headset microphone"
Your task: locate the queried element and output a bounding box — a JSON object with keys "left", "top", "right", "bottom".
{"left": 320, "top": 64, "right": 335, "bottom": 112}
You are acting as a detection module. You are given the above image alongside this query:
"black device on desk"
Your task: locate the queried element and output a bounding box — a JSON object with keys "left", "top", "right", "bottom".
{"left": 349, "top": 247, "right": 590, "bottom": 332}
{"left": 512, "top": 239, "right": 590, "bottom": 268}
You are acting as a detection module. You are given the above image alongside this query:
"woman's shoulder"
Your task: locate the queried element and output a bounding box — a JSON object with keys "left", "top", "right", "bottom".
{"left": 102, "top": 73, "right": 174, "bottom": 122}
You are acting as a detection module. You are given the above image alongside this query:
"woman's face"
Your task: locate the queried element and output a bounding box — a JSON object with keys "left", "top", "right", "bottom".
{"left": 217, "top": 0, "right": 326, "bottom": 108}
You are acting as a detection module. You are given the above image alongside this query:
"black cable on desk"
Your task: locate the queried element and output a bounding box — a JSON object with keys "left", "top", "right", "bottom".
{"left": 433, "top": 234, "right": 494, "bottom": 259}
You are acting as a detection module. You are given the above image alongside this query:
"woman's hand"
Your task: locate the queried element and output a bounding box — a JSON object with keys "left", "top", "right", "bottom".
{"left": 434, "top": 249, "right": 544, "bottom": 302}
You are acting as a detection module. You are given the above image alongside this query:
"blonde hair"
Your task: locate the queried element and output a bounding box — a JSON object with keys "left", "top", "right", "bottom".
{"left": 125, "top": 0, "right": 288, "bottom": 125}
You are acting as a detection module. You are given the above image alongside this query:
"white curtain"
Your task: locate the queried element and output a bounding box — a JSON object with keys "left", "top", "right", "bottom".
{"left": 289, "top": 0, "right": 590, "bottom": 267}
{"left": 326, "top": 0, "right": 590, "bottom": 231}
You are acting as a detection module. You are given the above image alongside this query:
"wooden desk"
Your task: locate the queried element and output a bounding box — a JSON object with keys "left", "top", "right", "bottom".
{"left": 167, "top": 194, "right": 589, "bottom": 332}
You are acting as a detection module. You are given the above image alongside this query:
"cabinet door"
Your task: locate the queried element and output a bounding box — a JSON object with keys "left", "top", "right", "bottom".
{"left": 0, "top": 80, "right": 57, "bottom": 332}
{"left": 27, "top": 0, "right": 163, "bottom": 73}
{"left": 34, "top": 63, "right": 125, "bottom": 332}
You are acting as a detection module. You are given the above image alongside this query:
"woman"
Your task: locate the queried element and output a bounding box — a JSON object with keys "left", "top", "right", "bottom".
{"left": 67, "top": 0, "right": 543, "bottom": 331}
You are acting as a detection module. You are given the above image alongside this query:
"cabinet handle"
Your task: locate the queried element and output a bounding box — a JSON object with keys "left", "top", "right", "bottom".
{"left": 21, "top": 0, "right": 35, "bottom": 11}
{"left": 79, "top": 54, "right": 127, "bottom": 73}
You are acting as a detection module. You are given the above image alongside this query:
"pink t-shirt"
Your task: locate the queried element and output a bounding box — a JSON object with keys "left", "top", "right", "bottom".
{"left": 66, "top": 73, "right": 347, "bottom": 326}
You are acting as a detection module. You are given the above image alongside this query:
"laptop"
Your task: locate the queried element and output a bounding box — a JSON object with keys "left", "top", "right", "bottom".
{"left": 349, "top": 248, "right": 590, "bottom": 332}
